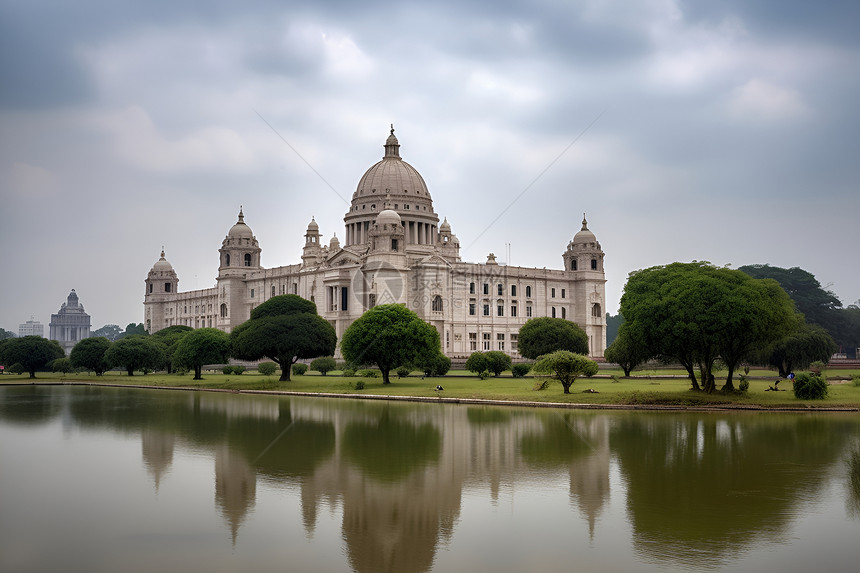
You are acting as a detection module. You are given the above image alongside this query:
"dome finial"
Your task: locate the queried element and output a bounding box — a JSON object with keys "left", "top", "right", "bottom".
{"left": 238, "top": 206, "right": 244, "bottom": 224}
{"left": 384, "top": 125, "right": 400, "bottom": 159}
{"left": 160, "top": 246, "right": 165, "bottom": 259}
{"left": 581, "top": 213, "right": 588, "bottom": 231}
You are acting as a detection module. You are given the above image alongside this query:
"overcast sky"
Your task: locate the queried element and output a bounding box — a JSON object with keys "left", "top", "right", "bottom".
{"left": 2, "top": 0, "right": 858, "bottom": 333}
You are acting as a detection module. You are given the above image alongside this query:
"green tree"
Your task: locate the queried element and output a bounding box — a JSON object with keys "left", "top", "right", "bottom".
{"left": 173, "top": 328, "right": 231, "bottom": 380}
{"left": 484, "top": 350, "right": 512, "bottom": 377}
{"left": 51, "top": 357, "right": 74, "bottom": 375}
{"left": 104, "top": 336, "right": 165, "bottom": 376}
{"left": 70, "top": 337, "right": 112, "bottom": 375}
{"left": 465, "top": 352, "right": 489, "bottom": 376}
{"left": 621, "top": 262, "right": 797, "bottom": 393}
{"left": 605, "top": 313, "right": 623, "bottom": 346}
{"left": 119, "top": 323, "right": 148, "bottom": 339}
{"left": 91, "top": 324, "right": 124, "bottom": 341}
{"left": 738, "top": 264, "right": 842, "bottom": 327}
{"left": 532, "top": 350, "right": 599, "bottom": 394}
{"left": 603, "top": 324, "right": 649, "bottom": 376}
{"left": 753, "top": 321, "right": 838, "bottom": 377}
{"left": 0, "top": 328, "right": 16, "bottom": 340}
{"left": 341, "top": 304, "right": 441, "bottom": 385}
{"left": 0, "top": 336, "right": 65, "bottom": 378}
{"left": 150, "top": 325, "right": 193, "bottom": 373}
{"left": 416, "top": 352, "right": 451, "bottom": 377}
{"left": 518, "top": 317, "right": 589, "bottom": 359}
{"left": 230, "top": 295, "right": 336, "bottom": 381}
{"left": 310, "top": 356, "right": 337, "bottom": 376}
{"left": 257, "top": 361, "right": 277, "bottom": 376}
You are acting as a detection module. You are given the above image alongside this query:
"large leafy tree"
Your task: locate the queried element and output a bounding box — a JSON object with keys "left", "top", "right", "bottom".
{"left": 341, "top": 304, "right": 440, "bottom": 385}
{"left": 230, "top": 295, "right": 336, "bottom": 382}
{"left": 621, "top": 262, "right": 796, "bottom": 393}
{"left": 173, "top": 328, "right": 230, "bottom": 380}
{"left": 518, "top": 317, "right": 589, "bottom": 360}
{"left": 0, "top": 336, "right": 65, "bottom": 378}
{"left": 104, "top": 336, "right": 165, "bottom": 375}
{"left": 533, "top": 350, "right": 599, "bottom": 394}
{"left": 119, "top": 323, "right": 148, "bottom": 339}
{"left": 603, "top": 324, "right": 649, "bottom": 376}
{"left": 753, "top": 321, "right": 838, "bottom": 377}
{"left": 91, "top": 324, "right": 124, "bottom": 341}
{"left": 0, "top": 328, "right": 16, "bottom": 340}
{"left": 738, "top": 265, "right": 842, "bottom": 327}
{"left": 70, "top": 336, "right": 111, "bottom": 375}
{"left": 150, "top": 325, "right": 193, "bottom": 372}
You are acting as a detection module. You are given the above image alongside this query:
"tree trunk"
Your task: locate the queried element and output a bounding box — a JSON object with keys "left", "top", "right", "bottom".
{"left": 721, "top": 364, "right": 736, "bottom": 392}
{"left": 562, "top": 382, "right": 571, "bottom": 394}
{"left": 382, "top": 368, "right": 391, "bottom": 384}
{"left": 29, "top": 368, "right": 36, "bottom": 379}
{"left": 684, "top": 364, "right": 700, "bottom": 391}
{"left": 279, "top": 359, "right": 291, "bottom": 382}
{"left": 127, "top": 367, "right": 134, "bottom": 376}
{"left": 194, "top": 366, "right": 202, "bottom": 380}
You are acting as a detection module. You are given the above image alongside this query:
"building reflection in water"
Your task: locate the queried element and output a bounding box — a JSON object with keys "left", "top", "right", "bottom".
{"left": 141, "top": 429, "right": 174, "bottom": 493}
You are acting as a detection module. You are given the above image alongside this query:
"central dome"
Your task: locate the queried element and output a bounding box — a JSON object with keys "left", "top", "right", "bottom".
{"left": 351, "top": 127, "right": 433, "bottom": 208}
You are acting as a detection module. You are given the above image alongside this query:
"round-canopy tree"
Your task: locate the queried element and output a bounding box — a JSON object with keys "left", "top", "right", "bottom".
{"left": 104, "top": 336, "right": 165, "bottom": 376}
{"left": 603, "top": 324, "right": 650, "bottom": 377}
{"left": 70, "top": 336, "right": 111, "bottom": 375}
{"left": 533, "top": 350, "right": 599, "bottom": 394}
{"left": 341, "top": 304, "right": 440, "bottom": 385}
{"left": 518, "top": 317, "right": 589, "bottom": 360}
{"left": 150, "top": 325, "right": 193, "bottom": 373}
{"left": 753, "top": 320, "right": 837, "bottom": 378}
{"left": 230, "top": 295, "right": 336, "bottom": 381}
{"left": 173, "top": 328, "right": 231, "bottom": 380}
{"left": 0, "top": 336, "right": 65, "bottom": 378}
{"left": 484, "top": 351, "right": 512, "bottom": 377}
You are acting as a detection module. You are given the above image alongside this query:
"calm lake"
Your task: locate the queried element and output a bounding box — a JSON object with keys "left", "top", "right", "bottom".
{"left": 1, "top": 385, "right": 859, "bottom": 572}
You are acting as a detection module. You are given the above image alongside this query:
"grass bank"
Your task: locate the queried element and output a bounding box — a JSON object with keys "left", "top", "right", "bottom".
{"left": 3, "top": 368, "right": 860, "bottom": 410}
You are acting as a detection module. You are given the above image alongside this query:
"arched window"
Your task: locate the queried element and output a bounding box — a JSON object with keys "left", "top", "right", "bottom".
{"left": 220, "top": 304, "right": 228, "bottom": 318}
{"left": 271, "top": 285, "right": 276, "bottom": 297}
{"left": 561, "top": 307, "right": 566, "bottom": 319}
{"left": 149, "top": 283, "right": 153, "bottom": 293}
{"left": 591, "top": 259, "right": 597, "bottom": 270}
{"left": 432, "top": 295, "right": 443, "bottom": 312}
{"left": 592, "top": 303, "right": 601, "bottom": 317}
{"left": 225, "top": 254, "right": 230, "bottom": 266}
{"left": 551, "top": 307, "right": 556, "bottom": 318}
{"left": 571, "top": 260, "right": 577, "bottom": 271}
{"left": 244, "top": 253, "right": 252, "bottom": 267}
{"left": 526, "top": 285, "right": 532, "bottom": 298}
{"left": 164, "top": 282, "right": 171, "bottom": 292}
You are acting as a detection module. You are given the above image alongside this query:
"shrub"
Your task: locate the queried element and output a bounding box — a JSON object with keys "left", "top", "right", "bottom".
{"left": 852, "top": 374, "right": 860, "bottom": 387}
{"left": 533, "top": 379, "right": 550, "bottom": 391}
{"left": 484, "top": 351, "right": 512, "bottom": 377}
{"left": 175, "top": 367, "right": 189, "bottom": 376}
{"left": 258, "top": 362, "right": 277, "bottom": 376}
{"left": 342, "top": 369, "right": 356, "bottom": 377}
{"left": 51, "top": 357, "right": 74, "bottom": 375}
{"left": 232, "top": 365, "right": 246, "bottom": 375}
{"left": 793, "top": 372, "right": 828, "bottom": 400}
{"left": 9, "top": 363, "right": 25, "bottom": 375}
{"left": 738, "top": 376, "right": 750, "bottom": 393}
{"left": 396, "top": 366, "right": 412, "bottom": 378}
{"left": 479, "top": 370, "right": 490, "bottom": 380}
{"left": 222, "top": 365, "right": 234, "bottom": 375}
{"left": 310, "top": 356, "right": 337, "bottom": 376}
{"left": 421, "top": 353, "right": 451, "bottom": 377}
{"left": 465, "top": 352, "right": 489, "bottom": 375}
{"left": 354, "top": 380, "right": 365, "bottom": 390}
{"left": 292, "top": 363, "right": 308, "bottom": 376}
{"left": 357, "top": 369, "right": 379, "bottom": 378}
{"left": 511, "top": 363, "right": 532, "bottom": 378}
{"left": 809, "top": 361, "right": 825, "bottom": 376}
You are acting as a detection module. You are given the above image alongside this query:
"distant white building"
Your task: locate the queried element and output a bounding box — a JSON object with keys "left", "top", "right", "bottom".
{"left": 18, "top": 317, "right": 44, "bottom": 338}
{"left": 144, "top": 128, "right": 608, "bottom": 358}
{"left": 50, "top": 289, "right": 91, "bottom": 354}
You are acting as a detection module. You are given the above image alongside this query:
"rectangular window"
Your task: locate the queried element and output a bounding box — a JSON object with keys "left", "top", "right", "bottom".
{"left": 470, "top": 282, "right": 475, "bottom": 294}
{"left": 562, "top": 307, "right": 566, "bottom": 319}
{"left": 497, "top": 304, "right": 503, "bottom": 317}
{"left": 497, "top": 333, "right": 505, "bottom": 351}
{"left": 469, "top": 332, "right": 477, "bottom": 351}
{"left": 483, "top": 283, "right": 489, "bottom": 295}
{"left": 497, "top": 284, "right": 503, "bottom": 296}
{"left": 341, "top": 286, "right": 349, "bottom": 312}
{"left": 164, "top": 283, "right": 171, "bottom": 293}
{"left": 526, "top": 305, "right": 532, "bottom": 317}
{"left": 482, "top": 332, "right": 491, "bottom": 351}
{"left": 293, "top": 283, "right": 298, "bottom": 295}
{"left": 510, "top": 305, "right": 517, "bottom": 317}
{"left": 511, "top": 285, "right": 517, "bottom": 296}
{"left": 511, "top": 334, "right": 518, "bottom": 352}
{"left": 561, "top": 288, "right": 566, "bottom": 299}
{"left": 251, "top": 288, "right": 255, "bottom": 298}
{"left": 469, "top": 300, "right": 476, "bottom": 316}
{"left": 551, "top": 287, "right": 556, "bottom": 298}
{"left": 272, "top": 285, "right": 276, "bottom": 297}
{"left": 591, "top": 259, "right": 598, "bottom": 270}
{"left": 483, "top": 304, "right": 490, "bottom": 316}
{"left": 552, "top": 307, "right": 556, "bottom": 318}
{"left": 369, "top": 294, "right": 377, "bottom": 308}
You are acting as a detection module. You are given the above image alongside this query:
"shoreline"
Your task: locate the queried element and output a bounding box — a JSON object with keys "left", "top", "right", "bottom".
{"left": 7, "top": 380, "right": 859, "bottom": 413}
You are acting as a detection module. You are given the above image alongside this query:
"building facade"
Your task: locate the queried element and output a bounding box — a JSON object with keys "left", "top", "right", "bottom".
{"left": 50, "top": 289, "right": 91, "bottom": 354}
{"left": 144, "top": 128, "right": 607, "bottom": 358}
{"left": 19, "top": 317, "right": 44, "bottom": 338}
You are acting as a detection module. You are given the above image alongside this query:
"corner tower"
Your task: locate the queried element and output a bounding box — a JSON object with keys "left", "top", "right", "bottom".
{"left": 217, "top": 208, "right": 261, "bottom": 332}
{"left": 144, "top": 250, "right": 178, "bottom": 333}
{"left": 564, "top": 214, "right": 606, "bottom": 356}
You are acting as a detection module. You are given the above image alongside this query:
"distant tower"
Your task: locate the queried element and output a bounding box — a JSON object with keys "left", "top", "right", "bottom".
{"left": 19, "top": 316, "right": 44, "bottom": 337}
{"left": 49, "top": 289, "right": 91, "bottom": 354}
{"left": 144, "top": 249, "right": 179, "bottom": 333}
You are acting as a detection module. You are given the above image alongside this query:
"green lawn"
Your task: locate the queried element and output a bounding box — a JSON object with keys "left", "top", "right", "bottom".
{"left": 3, "top": 368, "right": 859, "bottom": 409}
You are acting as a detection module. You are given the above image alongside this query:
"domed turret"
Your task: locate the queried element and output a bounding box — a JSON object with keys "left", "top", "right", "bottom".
{"left": 146, "top": 249, "right": 179, "bottom": 296}
{"left": 152, "top": 249, "right": 174, "bottom": 272}
{"left": 329, "top": 234, "right": 340, "bottom": 251}
{"left": 302, "top": 217, "right": 323, "bottom": 268}
{"left": 227, "top": 207, "right": 254, "bottom": 240}
{"left": 219, "top": 207, "right": 261, "bottom": 272}
{"left": 375, "top": 209, "right": 401, "bottom": 228}
{"left": 564, "top": 214, "right": 603, "bottom": 272}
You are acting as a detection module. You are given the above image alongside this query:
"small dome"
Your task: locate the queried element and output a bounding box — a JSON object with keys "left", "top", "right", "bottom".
{"left": 573, "top": 214, "right": 597, "bottom": 244}
{"left": 329, "top": 234, "right": 340, "bottom": 250}
{"left": 440, "top": 217, "right": 451, "bottom": 233}
{"left": 307, "top": 217, "right": 319, "bottom": 232}
{"left": 152, "top": 249, "right": 173, "bottom": 271}
{"left": 227, "top": 207, "right": 253, "bottom": 239}
{"left": 376, "top": 209, "right": 401, "bottom": 227}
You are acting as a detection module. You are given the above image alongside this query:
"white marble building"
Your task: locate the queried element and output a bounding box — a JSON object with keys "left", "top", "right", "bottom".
{"left": 50, "top": 289, "right": 91, "bottom": 354}
{"left": 144, "top": 128, "right": 606, "bottom": 359}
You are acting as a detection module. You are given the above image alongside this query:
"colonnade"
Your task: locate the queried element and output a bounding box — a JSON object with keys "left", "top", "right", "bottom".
{"left": 345, "top": 220, "right": 437, "bottom": 246}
